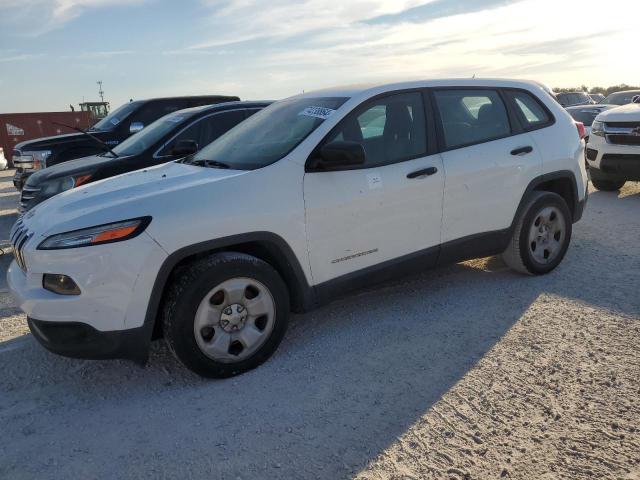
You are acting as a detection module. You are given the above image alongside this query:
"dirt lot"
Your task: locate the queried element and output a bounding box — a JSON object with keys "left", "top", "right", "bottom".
{"left": 0, "top": 168, "right": 638, "bottom": 480}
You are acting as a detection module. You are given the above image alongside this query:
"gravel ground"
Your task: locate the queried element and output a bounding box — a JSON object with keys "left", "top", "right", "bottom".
{"left": 0, "top": 168, "right": 638, "bottom": 480}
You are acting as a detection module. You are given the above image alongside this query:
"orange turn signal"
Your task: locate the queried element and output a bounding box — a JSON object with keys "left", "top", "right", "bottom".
{"left": 91, "top": 225, "right": 139, "bottom": 244}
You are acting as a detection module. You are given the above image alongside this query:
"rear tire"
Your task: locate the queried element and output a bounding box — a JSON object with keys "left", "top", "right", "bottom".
{"left": 591, "top": 178, "right": 625, "bottom": 191}
{"left": 502, "top": 192, "right": 572, "bottom": 275}
{"left": 162, "top": 252, "right": 290, "bottom": 378}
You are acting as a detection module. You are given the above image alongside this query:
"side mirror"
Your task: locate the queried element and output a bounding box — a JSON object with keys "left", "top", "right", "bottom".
{"left": 633, "top": 95, "right": 640, "bottom": 104}
{"left": 171, "top": 139, "right": 198, "bottom": 156}
{"left": 316, "top": 141, "right": 365, "bottom": 169}
{"left": 129, "top": 121, "right": 144, "bottom": 134}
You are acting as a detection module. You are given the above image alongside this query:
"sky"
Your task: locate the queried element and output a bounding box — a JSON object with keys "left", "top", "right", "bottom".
{"left": 0, "top": 0, "right": 637, "bottom": 113}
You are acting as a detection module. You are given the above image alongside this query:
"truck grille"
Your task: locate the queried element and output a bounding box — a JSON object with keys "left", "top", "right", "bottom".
{"left": 19, "top": 186, "right": 40, "bottom": 213}
{"left": 604, "top": 122, "right": 640, "bottom": 146}
{"left": 606, "top": 135, "right": 640, "bottom": 146}
{"left": 10, "top": 219, "right": 32, "bottom": 272}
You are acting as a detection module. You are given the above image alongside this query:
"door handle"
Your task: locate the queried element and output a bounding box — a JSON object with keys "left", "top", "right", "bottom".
{"left": 407, "top": 166, "right": 438, "bottom": 179}
{"left": 511, "top": 146, "right": 533, "bottom": 156}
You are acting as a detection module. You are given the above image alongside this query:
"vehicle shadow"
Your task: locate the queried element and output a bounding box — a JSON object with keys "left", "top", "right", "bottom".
{"left": 1, "top": 239, "right": 638, "bottom": 479}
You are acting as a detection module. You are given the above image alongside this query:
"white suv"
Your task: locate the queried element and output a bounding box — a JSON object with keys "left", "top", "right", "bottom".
{"left": 587, "top": 97, "right": 640, "bottom": 191}
{"left": 8, "top": 79, "right": 588, "bottom": 378}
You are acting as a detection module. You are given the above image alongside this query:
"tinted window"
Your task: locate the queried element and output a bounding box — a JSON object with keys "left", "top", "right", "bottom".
{"left": 193, "top": 97, "right": 348, "bottom": 170}
{"left": 327, "top": 92, "right": 427, "bottom": 167}
{"left": 89, "top": 101, "right": 143, "bottom": 132}
{"left": 434, "top": 89, "right": 510, "bottom": 149}
{"left": 509, "top": 91, "right": 551, "bottom": 129}
{"left": 159, "top": 110, "right": 246, "bottom": 156}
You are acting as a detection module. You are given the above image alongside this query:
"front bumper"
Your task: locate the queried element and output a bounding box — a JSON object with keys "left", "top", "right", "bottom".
{"left": 28, "top": 317, "right": 148, "bottom": 363}
{"left": 586, "top": 136, "right": 640, "bottom": 180}
{"left": 7, "top": 229, "right": 168, "bottom": 361}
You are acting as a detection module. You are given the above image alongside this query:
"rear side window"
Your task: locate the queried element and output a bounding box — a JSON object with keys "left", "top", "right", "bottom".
{"left": 434, "top": 89, "right": 510, "bottom": 149}
{"left": 508, "top": 91, "right": 551, "bottom": 129}
{"left": 327, "top": 92, "right": 427, "bottom": 167}
{"left": 159, "top": 110, "right": 246, "bottom": 156}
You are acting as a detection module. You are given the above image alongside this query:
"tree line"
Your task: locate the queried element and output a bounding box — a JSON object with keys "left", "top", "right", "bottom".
{"left": 554, "top": 84, "right": 640, "bottom": 96}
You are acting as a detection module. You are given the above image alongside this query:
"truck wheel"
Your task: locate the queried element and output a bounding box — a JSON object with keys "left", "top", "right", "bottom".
{"left": 591, "top": 178, "right": 625, "bottom": 191}
{"left": 502, "top": 191, "right": 572, "bottom": 275}
{"left": 162, "top": 252, "right": 289, "bottom": 378}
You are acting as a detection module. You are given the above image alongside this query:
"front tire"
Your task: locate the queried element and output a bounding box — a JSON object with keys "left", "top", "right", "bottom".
{"left": 502, "top": 191, "right": 572, "bottom": 275}
{"left": 591, "top": 178, "right": 625, "bottom": 191}
{"left": 162, "top": 252, "right": 290, "bottom": 378}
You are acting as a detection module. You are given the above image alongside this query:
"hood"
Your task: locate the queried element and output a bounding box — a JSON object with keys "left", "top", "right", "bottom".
{"left": 23, "top": 161, "right": 246, "bottom": 236}
{"left": 25, "top": 153, "right": 131, "bottom": 187}
{"left": 15, "top": 131, "right": 107, "bottom": 151}
{"left": 596, "top": 103, "right": 640, "bottom": 123}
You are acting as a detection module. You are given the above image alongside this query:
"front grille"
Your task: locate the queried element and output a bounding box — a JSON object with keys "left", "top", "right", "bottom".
{"left": 607, "top": 134, "right": 640, "bottom": 146}
{"left": 19, "top": 186, "right": 40, "bottom": 213}
{"left": 605, "top": 122, "right": 640, "bottom": 129}
{"left": 602, "top": 153, "right": 640, "bottom": 161}
{"left": 10, "top": 219, "right": 32, "bottom": 272}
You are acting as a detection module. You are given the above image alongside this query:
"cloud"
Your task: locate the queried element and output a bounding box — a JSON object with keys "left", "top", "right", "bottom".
{"left": 364, "top": 0, "right": 522, "bottom": 24}
{"left": 0, "top": 0, "right": 147, "bottom": 35}
{"left": 0, "top": 53, "right": 43, "bottom": 62}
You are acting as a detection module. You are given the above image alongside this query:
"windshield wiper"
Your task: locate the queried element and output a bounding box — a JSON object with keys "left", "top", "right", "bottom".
{"left": 188, "top": 158, "right": 230, "bottom": 169}
{"left": 52, "top": 122, "right": 119, "bottom": 158}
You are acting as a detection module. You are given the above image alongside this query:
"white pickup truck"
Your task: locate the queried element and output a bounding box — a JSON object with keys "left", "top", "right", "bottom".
{"left": 587, "top": 97, "right": 640, "bottom": 191}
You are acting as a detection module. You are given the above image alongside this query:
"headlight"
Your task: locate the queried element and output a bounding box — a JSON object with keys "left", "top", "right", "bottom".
{"left": 39, "top": 173, "right": 92, "bottom": 198}
{"left": 18, "top": 150, "right": 52, "bottom": 170}
{"left": 38, "top": 217, "right": 151, "bottom": 250}
{"left": 591, "top": 120, "right": 605, "bottom": 137}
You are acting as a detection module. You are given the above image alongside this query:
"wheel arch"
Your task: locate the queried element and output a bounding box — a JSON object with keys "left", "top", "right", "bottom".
{"left": 143, "top": 232, "right": 315, "bottom": 343}
{"left": 515, "top": 170, "right": 582, "bottom": 226}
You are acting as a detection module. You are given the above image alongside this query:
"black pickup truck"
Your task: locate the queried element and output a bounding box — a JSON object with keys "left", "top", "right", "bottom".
{"left": 12, "top": 95, "right": 239, "bottom": 190}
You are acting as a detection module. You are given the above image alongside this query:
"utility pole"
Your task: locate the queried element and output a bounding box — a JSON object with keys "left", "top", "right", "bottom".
{"left": 97, "top": 81, "right": 105, "bottom": 102}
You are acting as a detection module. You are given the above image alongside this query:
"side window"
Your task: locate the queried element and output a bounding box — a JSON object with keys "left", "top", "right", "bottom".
{"left": 158, "top": 110, "right": 246, "bottom": 156}
{"left": 434, "top": 89, "right": 511, "bottom": 149}
{"left": 508, "top": 91, "right": 551, "bottom": 130}
{"left": 327, "top": 92, "right": 427, "bottom": 167}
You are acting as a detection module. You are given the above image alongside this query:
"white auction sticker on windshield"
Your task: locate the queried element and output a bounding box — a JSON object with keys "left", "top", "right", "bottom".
{"left": 299, "top": 106, "right": 336, "bottom": 120}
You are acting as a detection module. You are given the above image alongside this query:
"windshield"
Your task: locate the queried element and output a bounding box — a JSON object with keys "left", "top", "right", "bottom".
{"left": 602, "top": 91, "right": 640, "bottom": 106}
{"left": 192, "top": 97, "right": 348, "bottom": 170}
{"left": 111, "top": 111, "right": 190, "bottom": 156}
{"left": 89, "top": 101, "right": 143, "bottom": 132}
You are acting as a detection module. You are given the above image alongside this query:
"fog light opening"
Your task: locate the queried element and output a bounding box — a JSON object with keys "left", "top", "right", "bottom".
{"left": 43, "top": 274, "right": 81, "bottom": 295}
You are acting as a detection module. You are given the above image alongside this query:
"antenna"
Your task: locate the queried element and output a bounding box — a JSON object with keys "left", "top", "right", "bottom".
{"left": 97, "top": 80, "right": 105, "bottom": 102}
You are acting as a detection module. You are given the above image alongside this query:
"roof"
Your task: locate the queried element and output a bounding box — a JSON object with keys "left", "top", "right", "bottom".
{"left": 173, "top": 100, "right": 273, "bottom": 117}
{"left": 297, "top": 78, "right": 550, "bottom": 100}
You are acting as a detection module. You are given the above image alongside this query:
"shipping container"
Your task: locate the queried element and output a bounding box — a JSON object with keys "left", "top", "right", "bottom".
{"left": 0, "top": 111, "right": 93, "bottom": 167}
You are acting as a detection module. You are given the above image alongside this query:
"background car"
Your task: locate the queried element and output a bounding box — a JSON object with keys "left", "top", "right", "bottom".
{"left": 600, "top": 90, "right": 640, "bottom": 106}
{"left": 12, "top": 95, "right": 239, "bottom": 190}
{"left": 565, "top": 104, "right": 614, "bottom": 141}
{"left": 555, "top": 91, "right": 595, "bottom": 107}
{"left": 586, "top": 100, "right": 640, "bottom": 191}
{"left": 20, "top": 101, "right": 270, "bottom": 212}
